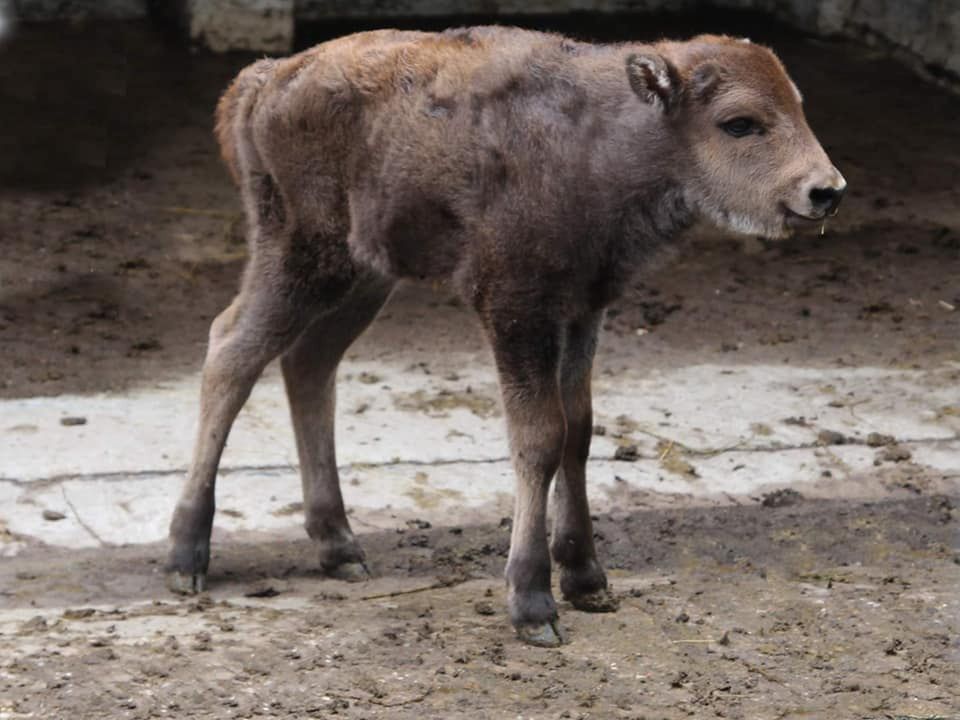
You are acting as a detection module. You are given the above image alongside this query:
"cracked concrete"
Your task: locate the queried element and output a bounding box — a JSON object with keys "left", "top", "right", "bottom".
{"left": 3, "top": 358, "right": 958, "bottom": 552}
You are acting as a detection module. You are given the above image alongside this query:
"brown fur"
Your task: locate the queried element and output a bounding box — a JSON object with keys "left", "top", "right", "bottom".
{"left": 168, "top": 27, "right": 845, "bottom": 646}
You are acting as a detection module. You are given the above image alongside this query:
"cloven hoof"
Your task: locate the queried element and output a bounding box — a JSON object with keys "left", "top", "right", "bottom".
{"left": 324, "top": 561, "right": 371, "bottom": 583}
{"left": 515, "top": 620, "right": 567, "bottom": 648}
{"left": 168, "top": 571, "right": 206, "bottom": 595}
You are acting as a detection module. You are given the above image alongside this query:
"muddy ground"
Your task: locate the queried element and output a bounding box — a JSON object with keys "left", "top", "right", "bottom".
{"left": 2, "top": 496, "right": 958, "bottom": 719}
{"left": 1, "top": 10, "right": 959, "bottom": 720}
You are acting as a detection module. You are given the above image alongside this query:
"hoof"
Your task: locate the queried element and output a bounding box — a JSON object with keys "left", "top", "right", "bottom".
{"left": 168, "top": 571, "right": 206, "bottom": 595}
{"left": 567, "top": 587, "right": 619, "bottom": 613}
{"left": 515, "top": 620, "right": 566, "bottom": 648}
{"left": 325, "top": 561, "right": 371, "bottom": 583}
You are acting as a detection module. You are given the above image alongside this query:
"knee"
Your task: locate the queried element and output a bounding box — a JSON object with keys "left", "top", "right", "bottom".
{"left": 208, "top": 301, "right": 240, "bottom": 349}
{"left": 511, "top": 415, "right": 567, "bottom": 479}
{"left": 202, "top": 306, "right": 259, "bottom": 388}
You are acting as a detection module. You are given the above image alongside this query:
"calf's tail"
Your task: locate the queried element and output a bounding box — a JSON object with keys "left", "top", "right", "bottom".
{"left": 214, "top": 59, "right": 276, "bottom": 186}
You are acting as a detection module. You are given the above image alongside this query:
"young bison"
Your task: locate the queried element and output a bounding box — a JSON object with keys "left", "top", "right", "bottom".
{"left": 168, "top": 27, "right": 845, "bottom": 646}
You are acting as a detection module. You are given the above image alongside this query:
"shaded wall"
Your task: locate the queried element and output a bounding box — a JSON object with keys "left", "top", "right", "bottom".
{"left": 4, "top": 0, "right": 958, "bottom": 88}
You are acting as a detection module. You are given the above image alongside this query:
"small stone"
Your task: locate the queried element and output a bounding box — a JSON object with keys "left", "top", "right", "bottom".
{"left": 401, "top": 533, "right": 429, "bottom": 548}
{"left": 880, "top": 445, "right": 912, "bottom": 463}
{"left": 817, "top": 429, "right": 847, "bottom": 445}
{"left": 42, "top": 509, "right": 67, "bottom": 521}
{"left": 191, "top": 631, "right": 213, "bottom": 651}
{"left": 474, "top": 601, "right": 496, "bottom": 616}
{"left": 60, "top": 416, "right": 87, "bottom": 426}
{"left": 614, "top": 444, "right": 639, "bottom": 462}
{"left": 592, "top": 424, "right": 607, "bottom": 436}
{"left": 62, "top": 608, "right": 96, "bottom": 620}
{"left": 761, "top": 488, "right": 804, "bottom": 508}
{"left": 866, "top": 432, "right": 895, "bottom": 447}
{"left": 244, "top": 585, "right": 280, "bottom": 598}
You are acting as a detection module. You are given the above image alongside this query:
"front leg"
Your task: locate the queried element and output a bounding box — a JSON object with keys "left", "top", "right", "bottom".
{"left": 487, "top": 313, "right": 568, "bottom": 647}
{"left": 551, "top": 313, "right": 618, "bottom": 612}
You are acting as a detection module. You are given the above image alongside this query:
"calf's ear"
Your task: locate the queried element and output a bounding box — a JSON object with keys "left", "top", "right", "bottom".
{"left": 626, "top": 53, "right": 677, "bottom": 110}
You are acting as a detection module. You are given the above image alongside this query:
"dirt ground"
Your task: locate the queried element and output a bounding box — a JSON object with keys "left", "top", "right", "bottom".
{"left": 2, "top": 496, "right": 958, "bottom": 719}
{"left": 1, "top": 11, "right": 959, "bottom": 720}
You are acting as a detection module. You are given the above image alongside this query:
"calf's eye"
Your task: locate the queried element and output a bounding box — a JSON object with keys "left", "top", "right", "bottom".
{"left": 720, "top": 117, "right": 758, "bottom": 137}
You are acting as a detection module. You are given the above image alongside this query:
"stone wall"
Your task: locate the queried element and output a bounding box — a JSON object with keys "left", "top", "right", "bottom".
{"left": 187, "top": 0, "right": 293, "bottom": 52}
{"left": 718, "top": 0, "right": 959, "bottom": 83}
{"left": 6, "top": 0, "right": 958, "bottom": 87}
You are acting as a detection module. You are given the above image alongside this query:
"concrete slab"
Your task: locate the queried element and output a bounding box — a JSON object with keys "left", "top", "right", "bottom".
{"left": 2, "top": 359, "right": 958, "bottom": 554}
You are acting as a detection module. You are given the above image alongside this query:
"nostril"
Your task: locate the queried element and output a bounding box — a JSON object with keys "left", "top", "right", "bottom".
{"left": 809, "top": 186, "right": 845, "bottom": 213}
{"left": 809, "top": 187, "right": 837, "bottom": 205}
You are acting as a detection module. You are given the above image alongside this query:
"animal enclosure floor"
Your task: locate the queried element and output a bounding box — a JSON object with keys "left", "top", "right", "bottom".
{"left": 2, "top": 497, "right": 958, "bottom": 719}
{"left": 1, "top": 13, "right": 959, "bottom": 720}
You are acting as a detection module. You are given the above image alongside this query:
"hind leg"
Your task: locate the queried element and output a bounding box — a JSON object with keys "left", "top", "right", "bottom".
{"left": 280, "top": 276, "right": 393, "bottom": 581}
{"left": 167, "top": 275, "right": 316, "bottom": 593}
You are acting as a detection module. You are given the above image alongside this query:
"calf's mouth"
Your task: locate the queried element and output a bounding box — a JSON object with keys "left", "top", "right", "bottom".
{"left": 781, "top": 203, "right": 827, "bottom": 227}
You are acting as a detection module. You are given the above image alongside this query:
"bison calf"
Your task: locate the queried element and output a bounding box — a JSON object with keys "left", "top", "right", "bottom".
{"left": 168, "top": 26, "right": 845, "bottom": 647}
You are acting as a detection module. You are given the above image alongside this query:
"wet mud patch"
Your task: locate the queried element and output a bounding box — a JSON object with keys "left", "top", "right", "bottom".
{"left": 393, "top": 388, "right": 501, "bottom": 419}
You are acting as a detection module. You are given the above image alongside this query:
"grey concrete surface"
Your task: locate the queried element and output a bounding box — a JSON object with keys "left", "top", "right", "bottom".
{"left": 3, "top": 345, "right": 958, "bottom": 555}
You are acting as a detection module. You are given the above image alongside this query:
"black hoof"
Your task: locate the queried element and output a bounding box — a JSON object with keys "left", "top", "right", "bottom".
{"left": 168, "top": 570, "right": 206, "bottom": 595}
{"left": 325, "top": 561, "right": 371, "bottom": 582}
{"left": 515, "top": 620, "right": 566, "bottom": 647}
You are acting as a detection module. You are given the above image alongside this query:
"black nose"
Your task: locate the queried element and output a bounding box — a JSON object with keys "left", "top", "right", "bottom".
{"left": 809, "top": 185, "right": 846, "bottom": 215}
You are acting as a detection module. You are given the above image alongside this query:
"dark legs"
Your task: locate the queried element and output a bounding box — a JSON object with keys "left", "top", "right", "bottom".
{"left": 490, "top": 316, "right": 567, "bottom": 646}
{"left": 280, "top": 278, "right": 393, "bottom": 580}
{"left": 488, "top": 309, "right": 615, "bottom": 646}
{"left": 551, "top": 313, "right": 617, "bottom": 612}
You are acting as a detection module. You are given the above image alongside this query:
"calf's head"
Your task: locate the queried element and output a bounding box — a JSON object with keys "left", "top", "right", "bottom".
{"left": 628, "top": 35, "right": 846, "bottom": 239}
